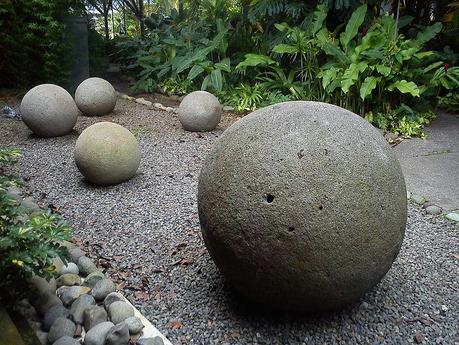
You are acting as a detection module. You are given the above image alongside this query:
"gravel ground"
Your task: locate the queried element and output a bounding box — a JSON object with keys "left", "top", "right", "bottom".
{"left": 1, "top": 99, "right": 458, "bottom": 345}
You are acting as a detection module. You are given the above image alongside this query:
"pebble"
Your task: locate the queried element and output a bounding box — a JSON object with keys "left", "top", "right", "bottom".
{"left": 411, "top": 194, "right": 427, "bottom": 205}
{"left": 6, "top": 186, "right": 21, "bottom": 200}
{"left": 108, "top": 301, "right": 134, "bottom": 324}
{"left": 59, "top": 262, "right": 79, "bottom": 275}
{"left": 56, "top": 285, "right": 91, "bottom": 306}
{"left": 21, "top": 196, "right": 40, "bottom": 213}
{"left": 47, "top": 317, "right": 76, "bottom": 344}
{"left": 42, "top": 304, "right": 70, "bottom": 331}
{"left": 83, "top": 271, "right": 105, "bottom": 288}
{"left": 35, "top": 293, "right": 63, "bottom": 316}
{"left": 136, "top": 98, "right": 153, "bottom": 107}
{"left": 68, "top": 247, "right": 85, "bottom": 263}
{"left": 445, "top": 212, "right": 459, "bottom": 222}
{"left": 84, "top": 321, "right": 115, "bottom": 345}
{"left": 70, "top": 294, "right": 96, "bottom": 324}
{"left": 103, "top": 292, "right": 125, "bottom": 310}
{"left": 29, "top": 276, "right": 56, "bottom": 297}
{"left": 91, "top": 278, "right": 116, "bottom": 301}
{"left": 77, "top": 256, "right": 98, "bottom": 276}
{"left": 124, "top": 316, "right": 144, "bottom": 334}
{"left": 56, "top": 273, "right": 81, "bottom": 287}
{"left": 105, "top": 322, "right": 130, "bottom": 345}
{"left": 84, "top": 305, "right": 108, "bottom": 330}
{"left": 137, "top": 337, "right": 165, "bottom": 345}
{"left": 425, "top": 205, "right": 442, "bottom": 215}
{"left": 52, "top": 336, "right": 80, "bottom": 345}
{"left": 36, "top": 330, "right": 48, "bottom": 345}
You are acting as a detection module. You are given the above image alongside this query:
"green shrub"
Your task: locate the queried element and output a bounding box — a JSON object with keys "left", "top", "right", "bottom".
{"left": 0, "top": 148, "right": 72, "bottom": 291}
{"left": 0, "top": 0, "right": 82, "bottom": 88}
{"left": 438, "top": 92, "right": 459, "bottom": 112}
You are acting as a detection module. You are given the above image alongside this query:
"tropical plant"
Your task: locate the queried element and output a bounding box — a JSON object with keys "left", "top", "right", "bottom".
{"left": 316, "top": 4, "right": 443, "bottom": 115}
{"left": 0, "top": 148, "right": 72, "bottom": 291}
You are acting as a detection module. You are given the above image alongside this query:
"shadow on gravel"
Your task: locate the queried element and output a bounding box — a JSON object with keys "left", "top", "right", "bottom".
{"left": 205, "top": 273, "right": 367, "bottom": 329}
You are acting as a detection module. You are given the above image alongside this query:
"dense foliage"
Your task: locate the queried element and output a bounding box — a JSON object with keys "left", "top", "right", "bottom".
{"left": 114, "top": 1, "right": 458, "bottom": 137}
{"left": 0, "top": 0, "right": 458, "bottom": 137}
{"left": 0, "top": 0, "right": 87, "bottom": 88}
{"left": 0, "top": 148, "right": 72, "bottom": 291}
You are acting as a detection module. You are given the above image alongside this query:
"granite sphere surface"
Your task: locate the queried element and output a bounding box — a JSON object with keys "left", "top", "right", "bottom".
{"left": 198, "top": 101, "right": 407, "bottom": 312}
{"left": 74, "top": 122, "right": 140, "bottom": 186}
{"left": 20, "top": 84, "right": 79, "bottom": 137}
{"left": 178, "top": 91, "right": 222, "bottom": 132}
{"left": 75, "top": 77, "right": 116, "bottom": 116}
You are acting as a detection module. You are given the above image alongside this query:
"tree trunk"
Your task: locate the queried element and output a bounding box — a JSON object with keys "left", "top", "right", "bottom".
{"left": 139, "top": 0, "right": 145, "bottom": 37}
{"left": 104, "top": 14, "right": 109, "bottom": 40}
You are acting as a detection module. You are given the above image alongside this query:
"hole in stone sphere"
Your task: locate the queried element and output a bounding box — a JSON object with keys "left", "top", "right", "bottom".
{"left": 318, "top": 205, "right": 323, "bottom": 210}
{"left": 288, "top": 227, "right": 295, "bottom": 232}
{"left": 265, "top": 194, "right": 275, "bottom": 203}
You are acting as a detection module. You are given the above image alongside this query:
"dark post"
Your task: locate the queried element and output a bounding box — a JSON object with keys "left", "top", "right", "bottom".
{"left": 66, "top": 16, "right": 90, "bottom": 94}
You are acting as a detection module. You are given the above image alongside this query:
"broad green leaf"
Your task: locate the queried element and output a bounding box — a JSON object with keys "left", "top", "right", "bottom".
{"left": 360, "top": 76, "right": 380, "bottom": 100}
{"left": 387, "top": 80, "right": 420, "bottom": 96}
{"left": 272, "top": 44, "right": 298, "bottom": 54}
{"left": 235, "top": 54, "right": 276, "bottom": 70}
{"left": 320, "top": 42, "right": 348, "bottom": 64}
{"left": 319, "top": 67, "right": 339, "bottom": 90}
{"left": 415, "top": 22, "right": 442, "bottom": 46}
{"left": 311, "top": 4, "right": 327, "bottom": 35}
{"left": 398, "top": 16, "right": 414, "bottom": 29}
{"left": 341, "top": 62, "right": 367, "bottom": 93}
{"left": 214, "top": 57, "right": 231, "bottom": 72}
{"left": 375, "top": 65, "right": 391, "bottom": 76}
{"left": 340, "top": 4, "right": 367, "bottom": 49}
{"left": 187, "top": 65, "right": 204, "bottom": 81}
{"left": 274, "top": 22, "right": 289, "bottom": 32}
{"left": 355, "top": 31, "right": 378, "bottom": 55}
{"left": 415, "top": 51, "right": 434, "bottom": 59}
{"left": 201, "top": 75, "right": 210, "bottom": 91}
{"left": 210, "top": 69, "right": 223, "bottom": 91}
{"left": 423, "top": 61, "right": 444, "bottom": 73}
{"left": 400, "top": 47, "right": 418, "bottom": 60}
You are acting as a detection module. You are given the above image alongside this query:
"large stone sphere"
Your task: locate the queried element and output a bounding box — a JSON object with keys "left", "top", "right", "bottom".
{"left": 75, "top": 77, "right": 117, "bottom": 116}
{"left": 74, "top": 122, "right": 140, "bottom": 186}
{"left": 178, "top": 91, "right": 222, "bottom": 132}
{"left": 198, "top": 101, "right": 407, "bottom": 312}
{"left": 20, "top": 84, "right": 79, "bottom": 137}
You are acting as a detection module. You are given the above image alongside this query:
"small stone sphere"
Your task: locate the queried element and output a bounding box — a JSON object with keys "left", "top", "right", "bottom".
{"left": 74, "top": 122, "right": 140, "bottom": 186}
{"left": 178, "top": 91, "right": 222, "bottom": 132}
{"left": 75, "top": 77, "right": 117, "bottom": 116}
{"left": 198, "top": 101, "right": 407, "bottom": 312}
{"left": 20, "top": 84, "right": 79, "bottom": 137}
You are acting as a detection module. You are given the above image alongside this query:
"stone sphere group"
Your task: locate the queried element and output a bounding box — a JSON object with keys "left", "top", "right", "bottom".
{"left": 75, "top": 77, "right": 117, "bottom": 116}
{"left": 198, "top": 101, "right": 407, "bottom": 312}
{"left": 178, "top": 91, "right": 222, "bottom": 132}
{"left": 74, "top": 122, "right": 140, "bottom": 186}
{"left": 20, "top": 84, "right": 79, "bottom": 137}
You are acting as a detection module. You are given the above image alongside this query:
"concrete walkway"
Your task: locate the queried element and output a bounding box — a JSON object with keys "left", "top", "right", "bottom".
{"left": 393, "top": 111, "right": 458, "bottom": 210}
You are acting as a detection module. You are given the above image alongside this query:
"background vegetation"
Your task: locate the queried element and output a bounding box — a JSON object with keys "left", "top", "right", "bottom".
{"left": 0, "top": 0, "right": 458, "bottom": 137}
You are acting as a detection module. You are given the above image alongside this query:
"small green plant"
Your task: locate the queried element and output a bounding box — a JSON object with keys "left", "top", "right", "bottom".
{"left": 219, "top": 83, "right": 264, "bottom": 112}
{"left": 365, "top": 105, "right": 436, "bottom": 138}
{"left": 0, "top": 148, "right": 72, "bottom": 291}
{"left": 159, "top": 77, "right": 194, "bottom": 95}
{"left": 438, "top": 92, "right": 459, "bottom": 112}
{"left": 260, "top": 90, "right": 295, "bottom": 107}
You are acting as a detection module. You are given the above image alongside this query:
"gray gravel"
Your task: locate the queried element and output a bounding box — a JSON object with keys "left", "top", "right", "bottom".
{"left": 1, "top": 99, "right": 458, "bottom": 344}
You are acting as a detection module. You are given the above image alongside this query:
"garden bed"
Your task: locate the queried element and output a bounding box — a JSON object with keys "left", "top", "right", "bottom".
{"left": 1, "top": 98, "right": 458, "bottom": 344}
